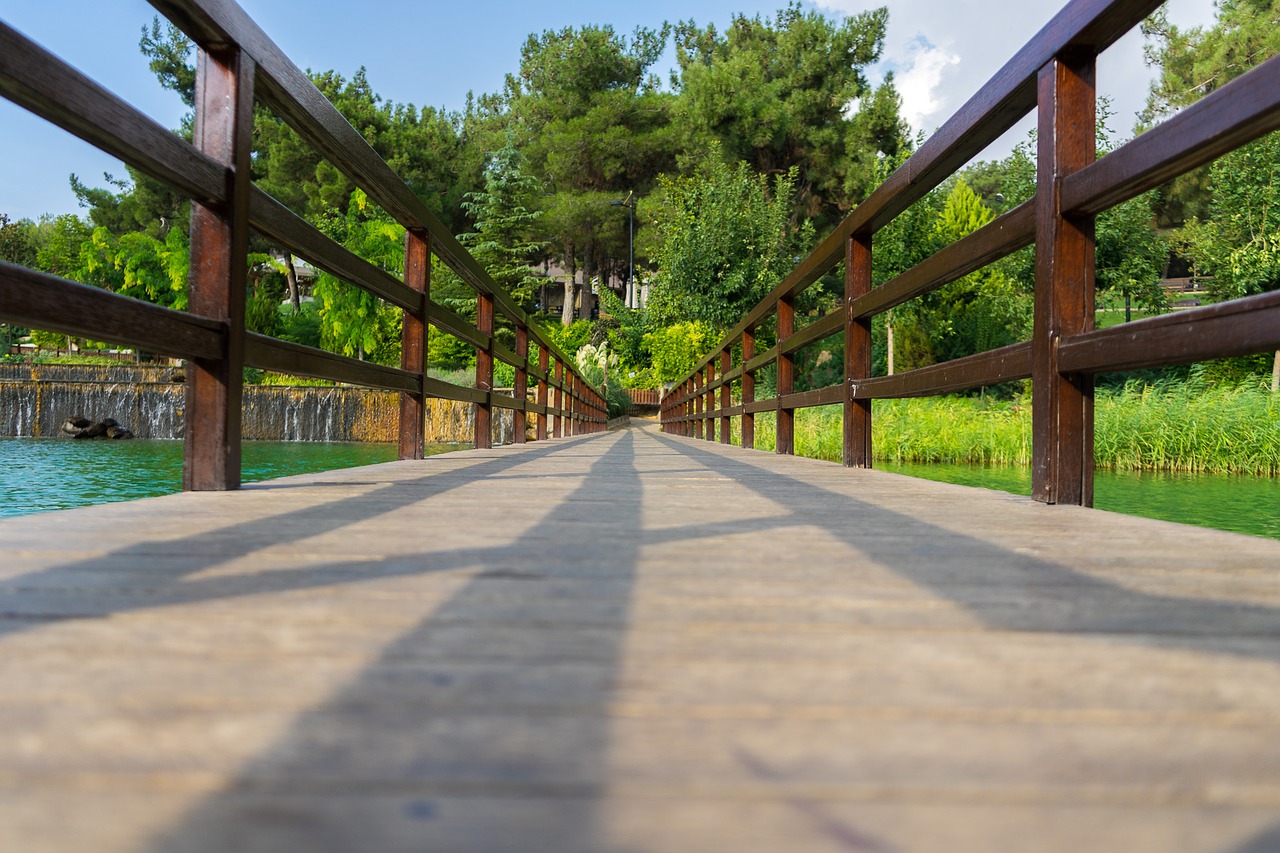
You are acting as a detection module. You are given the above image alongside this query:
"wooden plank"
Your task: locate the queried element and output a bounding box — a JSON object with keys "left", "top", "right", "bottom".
{"left": 776, "top": 298, "right": 795, "bottom": 455}
{"left": 0, "top": 262, "right": 224, "bottom": 360}
{"left": 4, "top": 425, "right": 1280, "bottom": 853}
{"left": 852, "top": 342, "right": 1032, "bottom": 399}
{"left": 514, "top": 329, "right": 529, "bottom": 444}
{"left": 184, "top": 46, "right": 253, "bottom": 493}
{"left": 844, "top": 235, "right": 872, "bottom": 468}
{"left": 490, "top": 393, "right": 526, "bottom": 412}
{"left": 720, "top": 350, "right": 731, "bottom": 444}
{"left": 398, "top": 230, "right": 429, "bottom": 460}
{"left": 427, "top": 303, "right": 490, "bottom": 353}
{"left": 1032, "top": 54, "right": 1096, "bottom": 507}
{"left": 1061, "top": 53, "right": 1280, "bottom": 218}
{"left": 0, "top": 21, "right": 225, "bottom": 208}
{"left": 536, "top": 347, "right": 549, "bottom": 442}
{"left": 668, "top": 0, "right": 1162, "bottom": 387}
{"left": 778, "top": 385, "right": 844, "bottom": 410}
{"left": 475, "top": 295, "right": 494, "bottom": 450}
{"left": 1058, "top": 290, "right": 1280, "bottom": 374}
{"left": 423, "top": 376, "right": 487, "bottom": 405}
{"left": 741, "top": 329, "right": 756, "bottom": 450}
{"left": 851, "top": 202, "right": 1036, "bottom": 320}
{"left": 147, "top": 0, "right": 590, "bottom": 379}
{"left": 779, "top": 311, "right": 842, "bottom": 357}
{"left": 246, "top": 334, "right": 418, "bottom": 393}
{"left": 248, "top": 189, "right": 420, "bottom": 312}
{"left": 743, "top": 346, "right": 778, "bottom": 376}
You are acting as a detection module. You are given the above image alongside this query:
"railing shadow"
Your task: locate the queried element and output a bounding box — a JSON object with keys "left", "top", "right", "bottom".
{"left": 137, "top": 430, "right": 642, "bottom": 851}
{"left": 647, "top": 430, "right": 1280, "bottom": 663}
{"left": 0, "top": 436, "right": 594, "bottom": 641}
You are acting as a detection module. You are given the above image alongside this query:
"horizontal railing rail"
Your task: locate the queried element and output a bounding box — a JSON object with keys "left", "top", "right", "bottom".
{"left": 0, "top": 0, "right": 606, "bottom": 491}
{"left": 660, "top": 0, "right": 1280, "bottom": 506}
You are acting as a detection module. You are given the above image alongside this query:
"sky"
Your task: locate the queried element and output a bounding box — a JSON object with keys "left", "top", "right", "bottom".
{"left": 0, "top": 0, "right": 1217, "bottom": 222}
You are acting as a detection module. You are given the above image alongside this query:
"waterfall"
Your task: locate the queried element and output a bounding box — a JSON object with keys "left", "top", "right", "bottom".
{"left": 1, "top": 364, "right": 510, "bottom": 443}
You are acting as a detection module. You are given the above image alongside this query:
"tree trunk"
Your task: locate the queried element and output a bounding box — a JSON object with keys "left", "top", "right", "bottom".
{"left": 562, "top": 245, "right": 578, "bottom": 326}
{"left": 284, "top": 253, "right": 300, "bottom": 314}
{"left": 562, "top": 276, "right": 576, "bottom": 326}
{"left": 886, "top": 313, "right": 895, "bottom": 376}
{"left": 1272, "top": 349, "right": 1279, "bottom": 393}
{"left": 581, "top": 240, "right": 596, "bottom": 320}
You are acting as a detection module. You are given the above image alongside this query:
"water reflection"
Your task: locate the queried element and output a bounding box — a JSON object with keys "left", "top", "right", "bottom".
{"left": 881, "top": 460, "right": 1280, "bottom": 540}
{"left": 0, "top": 439, "right": 460, "bottom": 518}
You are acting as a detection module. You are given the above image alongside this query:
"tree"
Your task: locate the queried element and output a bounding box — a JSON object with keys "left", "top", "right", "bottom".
{"left": 498, "top": 23, "right": 676, "bottom": 314}
{"left": 1142, "top": 0, "right": 1280, "bottom": 384}
{"left": 644, "top": 152, "right": 813, "bottom": 329}
{"left": 458, "top": 139, "right": 547, "bottom": 312}
{"left": 1140, "top": 0, "right": 1280, "bottom": 228}
{"left": 890, "top": 179, "right": 1029, "bottom": 371}
{"left": 672, "top": 2, "right": 907, "bottom": 228}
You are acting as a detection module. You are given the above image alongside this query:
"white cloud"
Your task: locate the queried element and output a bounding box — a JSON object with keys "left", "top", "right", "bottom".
{"left": 810, "top": 0, "right": 1218, "bottom": 157}
{"left": 892, "top": 36, "right": 960, "bottom": 134}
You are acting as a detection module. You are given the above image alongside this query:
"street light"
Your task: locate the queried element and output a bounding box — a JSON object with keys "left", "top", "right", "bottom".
{"left": 611, "top": 190, "right": 636, "bottom": 308}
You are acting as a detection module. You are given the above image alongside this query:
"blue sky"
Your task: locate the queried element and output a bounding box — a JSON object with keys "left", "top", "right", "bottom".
{"left": 0, "top": 0, "right": 1215, "bottom": 221}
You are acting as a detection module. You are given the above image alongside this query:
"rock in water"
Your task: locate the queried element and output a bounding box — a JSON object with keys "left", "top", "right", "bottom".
{"left": 106, "top": 425, "right": 134, "bottom": 439}
{"left": 61, "top": 417, "right": 92, "bottom": 436}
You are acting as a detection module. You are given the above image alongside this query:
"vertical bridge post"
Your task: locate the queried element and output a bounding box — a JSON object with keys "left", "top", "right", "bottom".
{"left": 776, "top": 296, "right": 795, "bottom": 455}
{"left": 514, "top": 327, "right": 528, "bottom": 444}
{"left": 741, "top": 329, "right": 755, "bottom": 449}
{"left": 720, "top": 348, "right": 731, "bottom": 443}
{"left": 844, "top": 234, "right": 872, "bottom": 468}
{"left": 475, "top": 294, "right": 494, "bottom": 449}
{"left": 536, "top": 346, "right": 549, "bottom": 441}
{"left": 399, "top": 229, "right": 430, "bottom": 459}
{"left": 185, "top": 47, "right": 254, "bottom": 491}
{"left": 1033, "top": 51, "right": 1096, "bottom": 505}
{"left": 704, "top": 363, "right": 715, "bottom": 441}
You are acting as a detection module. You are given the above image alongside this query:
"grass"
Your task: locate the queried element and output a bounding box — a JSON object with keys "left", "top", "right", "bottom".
{"left": 730, "top": 381, "right": 1280, "bottom": 475}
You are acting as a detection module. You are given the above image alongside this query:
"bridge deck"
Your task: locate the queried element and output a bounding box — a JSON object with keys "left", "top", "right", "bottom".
{"left": 3, "top": 423, "right": 1279, "bottom": 852}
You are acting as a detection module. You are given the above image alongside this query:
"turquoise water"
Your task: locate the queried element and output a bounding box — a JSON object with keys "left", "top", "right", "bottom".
{"left": 0, "top": 439, "right": 459, "bottom": 518}
{"left": 880, "top": 461, "right": 1280, "bottom": 541}
{"left": 3, "top": 439, "right": 1277, "bottom": 540}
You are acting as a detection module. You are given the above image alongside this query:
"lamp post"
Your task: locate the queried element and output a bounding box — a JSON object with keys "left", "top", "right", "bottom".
{"left": 611, "top": 191, "right": 636, "bottom": 308}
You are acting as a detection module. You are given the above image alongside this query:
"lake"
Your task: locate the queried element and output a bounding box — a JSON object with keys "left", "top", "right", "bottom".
{"left": 2, "top": 438, "right": 1277, "bottom": 540}
{"left": 880, "top": 460, "right": 1280, "bottom": 540}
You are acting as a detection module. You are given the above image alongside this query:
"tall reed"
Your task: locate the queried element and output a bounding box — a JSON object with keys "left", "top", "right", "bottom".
{"left": 724, "top": 381, "right": 1279, "bottom": 475}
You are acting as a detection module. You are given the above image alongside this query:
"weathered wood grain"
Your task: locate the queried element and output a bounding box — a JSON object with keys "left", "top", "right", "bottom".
{"left": 2, "top": 424, "right": 1278, "bottom": 852}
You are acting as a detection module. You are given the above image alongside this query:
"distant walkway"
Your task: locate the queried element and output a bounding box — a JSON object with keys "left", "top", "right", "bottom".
{"left": 3, "top": 423, "right": 1280, "bottom": 852}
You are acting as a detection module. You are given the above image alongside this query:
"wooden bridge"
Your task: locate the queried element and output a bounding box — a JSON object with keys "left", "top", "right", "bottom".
{"left": 3, "top": 0, "right": 1280, "bottom": 850}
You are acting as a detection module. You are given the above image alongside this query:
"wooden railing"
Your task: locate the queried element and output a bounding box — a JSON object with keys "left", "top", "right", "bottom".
{"left": 660, "top": 0, "right": 1280, "bottom": 506}
{"left": 625, "top": 388, "right": 662, "bottom": 409}
{"left": 0, "top": 0, "right": 606, "bottom": 490}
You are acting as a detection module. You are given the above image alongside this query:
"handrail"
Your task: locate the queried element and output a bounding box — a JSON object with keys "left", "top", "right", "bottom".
{"left": 0, "top": 0, "right": 606, "bottom": 491}
{"left": 660, "top": 0, "right": 1280, "bottom": 506}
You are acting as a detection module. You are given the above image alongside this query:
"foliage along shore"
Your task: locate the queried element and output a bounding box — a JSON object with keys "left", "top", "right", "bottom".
{"left": 742, "top": 382, "right": 1280, "bottom": 476}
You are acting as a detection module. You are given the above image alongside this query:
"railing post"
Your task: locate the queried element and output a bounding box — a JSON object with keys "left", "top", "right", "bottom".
{"left": 741, "top": 329, "right": 755, "bottom": 449}
{"left": 704, "top": 363, "right": 715, "bottom": 441}
{"left": 399, "top": 229, "right": 430, "bottom": 459}
{"left": 844, "top": 233, "right": 872, "bottom": 467}
{"left": 1033, "top": 51, "right": 1096, "bottom": 506}
{"left": 514, "top": 327, "right": 528, "bottom": 444}
{"left": 553, "top": 360, "right": 564, "bottom": 438}
{"left": 536, "top": 346, "right": 549, "bottom": 441}
{"left": 720, "top": 348, "right": 731, "bottom": 443}
{"left": 776, "top": 297, "right": 795, "bottom": 455}
{"left": 693, "top": 373, "right": 703, "bottom": 439}
{"left": 184, "top": 47, "right": 254, "bottom": 491}
{"left": 474, "top": 293, "right": 494, "bottom": 449}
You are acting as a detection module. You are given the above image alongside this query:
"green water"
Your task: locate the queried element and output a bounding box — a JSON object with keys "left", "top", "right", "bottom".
{"left": 0, "top": 439, "right": 461, "bottom": 518}
{"left": 880, "top": 461, "right": 1280, "bottom": 540}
